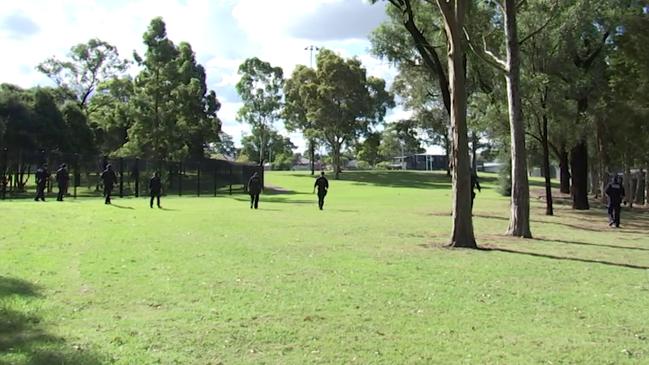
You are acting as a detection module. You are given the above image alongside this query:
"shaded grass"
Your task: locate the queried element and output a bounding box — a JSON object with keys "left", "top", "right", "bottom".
{"left": 1, "top": 170, "right": 648, "bottom": 364}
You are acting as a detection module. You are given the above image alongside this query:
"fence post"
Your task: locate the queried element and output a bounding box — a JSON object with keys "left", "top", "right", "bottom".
{"left": 1, "top": 148, "right": 7, "bottom": 200}
{"left": 178, "top": 162, "right": 183, "bottom": 196}
{"left": 134, "top": 158, "right": 140, "bottom": 197}
{"left": 197, "top": 161, "right": 201, "bottom": 197}
{"left": 119, "top": 157, "right": 124, "bottom": 198}
{"left": 229, "top": 165, "right": 232, "bottom": 195}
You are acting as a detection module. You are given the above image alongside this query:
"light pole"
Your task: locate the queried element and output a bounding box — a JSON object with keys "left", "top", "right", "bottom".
{"left": 305, "top": 45, "right": 320, "bottom": 68}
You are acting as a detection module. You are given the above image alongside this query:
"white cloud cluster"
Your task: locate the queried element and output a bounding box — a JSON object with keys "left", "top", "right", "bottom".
{"left": 0, "top": 0, "right": 402, "bottom": 152}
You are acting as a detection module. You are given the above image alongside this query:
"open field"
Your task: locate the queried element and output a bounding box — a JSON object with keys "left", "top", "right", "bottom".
{"left": 1, "top": 171, "right": 648, "bottom": 364}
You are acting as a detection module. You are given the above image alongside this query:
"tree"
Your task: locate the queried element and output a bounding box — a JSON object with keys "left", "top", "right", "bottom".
{"left": 436, "top": 0, "right": 476, "bottom": 248}
{"left": 236, "top": 57, "right": 283, "bottom": 165}
{"left": 466, "top": 0, "right": 535, "bottom": 237}
{"left": 88, "top": 77, "right": 135, "bottom": 154}
{"left": 284, "top": 64, "right": 318, "bottom": 175}
{"left": 240, "top": 127, "right": 296, "bottom": 166}
{"left": 290, "top": 49, "right": 393, "bottom": 179}
{"left": 379, "top": 120, "right": 425, "bottom": 159}
{"left": 356, "top": 132, "right": 382, "bottom": 166}
{"left": 124, "top": 17, "right": 220, "bottom": 160}
{"left": 37, "top": 38, "right": 128, "bottom": 112}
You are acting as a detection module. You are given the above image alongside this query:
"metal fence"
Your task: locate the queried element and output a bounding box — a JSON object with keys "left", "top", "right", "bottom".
{"left": 0, "top": 148, "right": 262, "bottom": 200}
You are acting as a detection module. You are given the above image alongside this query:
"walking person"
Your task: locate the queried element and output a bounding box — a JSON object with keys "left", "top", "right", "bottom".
{"left": 149, "top": 171, "right": 162, "bottom": 208}
{"left": 313, "top": 171, "right": 329, "bottom": 210}
{"left": 34, "top": 163, "right": 49, "bottom": 202}
{"left": 471, "top": 169, "right": 481, "bottom": 209}
{"left": 247, "top": 171, "right": 262, "bottom": 209}
{"left": 605, "top": 175, "right": 625, "bottom": 228}
{"left": 55, "top": 163, "right": 69, "bottom": 201}
{"left": 101, "top": 164, "right": 118, "bottom": 205}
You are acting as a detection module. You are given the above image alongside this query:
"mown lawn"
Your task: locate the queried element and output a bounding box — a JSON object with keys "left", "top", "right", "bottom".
{"left": 1, "top": 170, "right": 648, "bottom": 364}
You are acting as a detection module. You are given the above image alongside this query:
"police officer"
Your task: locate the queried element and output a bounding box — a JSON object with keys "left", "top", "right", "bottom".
{"left": 149, "top": 171, "right": 162, "bottom": 208}
{"left": 471, "top": 169, "right": 481, "bottom": 209}
{"left": 605, "top": 175, "right": 625, "bottom": 228}
{"left": 247, "top": 172, "right": 262, "bottom": 209}
{"left": 313, "top": 171, "right": 329, "bottom": 210}
{"left": 34, "top": 163, "right": 49, "bottom": 201}
{"left": 55, "top": 163, "right": 69, "bottom": 201}
{"left": 101, "top": 164, "right": 117, "bottom": 204}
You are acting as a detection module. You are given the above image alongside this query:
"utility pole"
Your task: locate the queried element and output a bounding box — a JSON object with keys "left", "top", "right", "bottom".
{"left": 305, "top": 45, "right": 320, "bottom": 175}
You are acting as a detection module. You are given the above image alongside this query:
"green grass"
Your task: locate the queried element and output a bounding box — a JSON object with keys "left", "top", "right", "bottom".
{"left": 1, "top": 170, "right": 648, "bottom": 364}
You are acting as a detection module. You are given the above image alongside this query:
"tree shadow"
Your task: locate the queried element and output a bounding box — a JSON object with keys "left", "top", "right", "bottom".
{"left": 285, "top": 171, "right": 482, "bottom": 190}
{"left": 533, "top": 237, "right": 649, "bottom": 252}
{"left": 480, "top": 246, "right": 649, "bottom": 270}
{"left": 0, "top": 276, "right": 107, "bottom": 365}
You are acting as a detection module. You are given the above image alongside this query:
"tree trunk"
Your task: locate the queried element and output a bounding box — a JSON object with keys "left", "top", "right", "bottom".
{"left": 333, "top": 141, "right": 341, "bottom": 180}
{"left": 623, "top": 165, "right": 633, "bottom": 208}
{"left": 444, "top": 131, "right": 451, "bottom": 177}
{"left": 595, "top": 117, "right": 609, "bottom": 204}
{"left": 504, "top": 0, "right": 531, "bottom": 238}
{"left": 309, "top": 139, "right": 315, "bottom": 175}
{"left": 540, "top": 115, "right": 553, "bottom": 216}
{"left": 570, "top": 140, "right": 589, "bottom": 210}
{"left": 559, "top": 147, "right": 570, "bottom": 194}
{"left": 590, "top": 159, "right": 600, "bottom": 197}
{"left": 436, "top": 0, "right": 476, "bottom": 248}
{"left": 645, "top": 164, "right": 649, "bottom": 208}
{"left": 635, "top": 169, "right": 644, "bottom": 206}
{"left": 471, "top": 132, "right": 478, "bottom": 171}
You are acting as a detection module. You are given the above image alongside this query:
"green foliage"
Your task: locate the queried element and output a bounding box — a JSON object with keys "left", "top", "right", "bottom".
{"left": 284, "top": 48, "right": 394, "bottom": 178}
{"left": 124, "top": 17, "right": 221, "bottom": 160}
{"left": 37, "top": 38, "right": 128, "bottom": 109}
{"left": 355, "top": 132, "right": 381, "bottom": 166}
{"left": 240, "top": 127, "right": 296, "bottom": 165}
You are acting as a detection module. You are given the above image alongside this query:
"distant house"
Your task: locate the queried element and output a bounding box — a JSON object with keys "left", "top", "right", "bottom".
{"left": 392, "top": 154, "right": 448, "bottom": 171}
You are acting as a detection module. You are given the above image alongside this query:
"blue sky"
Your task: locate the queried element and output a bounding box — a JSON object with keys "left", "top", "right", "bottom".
{"left": 0, "top": 0, "right": 414, "bottom": 151}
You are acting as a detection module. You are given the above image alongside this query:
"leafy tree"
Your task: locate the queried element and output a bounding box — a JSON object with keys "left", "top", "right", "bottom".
{"left": 236, "top": 57, "right": 284, "bottom": 165}
{"left": 356, "top": 132, "right": 382, "bottom": 166}
{"left": 379, "top": 120, "right": 425, "bottom": 159}
{"left": 289, "top": 49, "right": 393, "bottom": 179}
{"left": 124, "top": 17, "right": 221, "bottom": 160}
{"left": 88, "top": 77, "right": 135, "bottom": 154}
{"left": 284, "top": 64, "right": 318, "bottom": 174}
{"left": 37, "top": 38, "right": 128, "bottom": 111}
{"left": 240, "top": 127, "right": 296, "bottom": 166}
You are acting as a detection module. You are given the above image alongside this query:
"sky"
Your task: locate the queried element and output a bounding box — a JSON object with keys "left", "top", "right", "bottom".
{"left": 0, "top": 0, "right": 417, "bottom": 153}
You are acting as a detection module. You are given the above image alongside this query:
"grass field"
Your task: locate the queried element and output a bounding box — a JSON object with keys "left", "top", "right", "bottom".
{"left": 1, "top": 170, "right": 648, "bottom": 364}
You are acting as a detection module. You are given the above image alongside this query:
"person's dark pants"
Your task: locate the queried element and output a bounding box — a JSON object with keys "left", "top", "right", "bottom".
{"left": 250, "top": 193, "right": 259, "bottom": 209}
{"left": 150, "top": 191, "right": 161, "bottom": 208}
{"left": 317, "top": 191, "right": 327, "bottom": 210}
{"left": 104, "top": 185, "right": 113, "bottom": 204}
{"left": 57, "top": 184, "right": 67, "bottom": 201}
{"left": 471, "top": 191, "right": 476, "bottom": 209}
{"left": 35, "top": 183, "right": 46, "bottom": 201}
{"left": 608, "top": 204, "right": 621, "bottom": 227}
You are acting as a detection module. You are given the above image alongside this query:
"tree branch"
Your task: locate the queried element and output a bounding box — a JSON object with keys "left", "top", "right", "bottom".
{"left": 464, "top": 28, "right": 507, "bottom": 73}
{"left": 518, "top": 0, "right": 560, "bottom": 46}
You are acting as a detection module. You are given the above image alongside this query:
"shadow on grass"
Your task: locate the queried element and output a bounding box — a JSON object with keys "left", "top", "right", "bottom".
{"left": 108, "top": 203, "right": 134, "bottom": 210}
{"left": 481, "top": 247, "right": 649, "bottom": 270}
{"left": 0, "top": 276, "right": 106, "bottom": 365}
{"left": 537, "top": 237, "right": 649, "bottom": 252}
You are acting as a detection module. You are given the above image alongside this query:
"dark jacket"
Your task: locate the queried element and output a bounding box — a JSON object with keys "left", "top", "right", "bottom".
{"left": 314, "top": 176, "right": 329, "bottom": 194}
{"left": 149, "top": 176, "right": 162, "bottom": 193}
{"left": 247, "top": 175, "right": 262, "bottom": 195}
{"left": 35, "top": 167, "right": 49, "bottom": 186}
{"left": 605, "top": 182, "right": 625, "bottom": 206}
{"left": 56, "top": 167, "right": 69, "bottom": 186}
{"left": 101, "top": 169, "right": 117, "bottom": 187}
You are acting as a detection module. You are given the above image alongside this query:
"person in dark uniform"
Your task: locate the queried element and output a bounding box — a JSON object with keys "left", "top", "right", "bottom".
{"left": 247, "top": 172, "right": 262, "bottom": 209}
{"left": 101, "top": 164, "right": 117, "bottom": 204}
{"left": 471, "top": 169, "right": 481, "bottom": 209}
{"left": 149, "top": 171, "right": 162, "bottom": 208}
{"left": 34, "top": 163, "right": 49, "bottom": 201}
{"left": 55, "top": 163, "right": 69, "bottom": 201}
{"left": 313, "top": 171, "right": 329, "bottom": 210}
{"left": 605, "top": 175, "right": 625, "bottom": 228}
